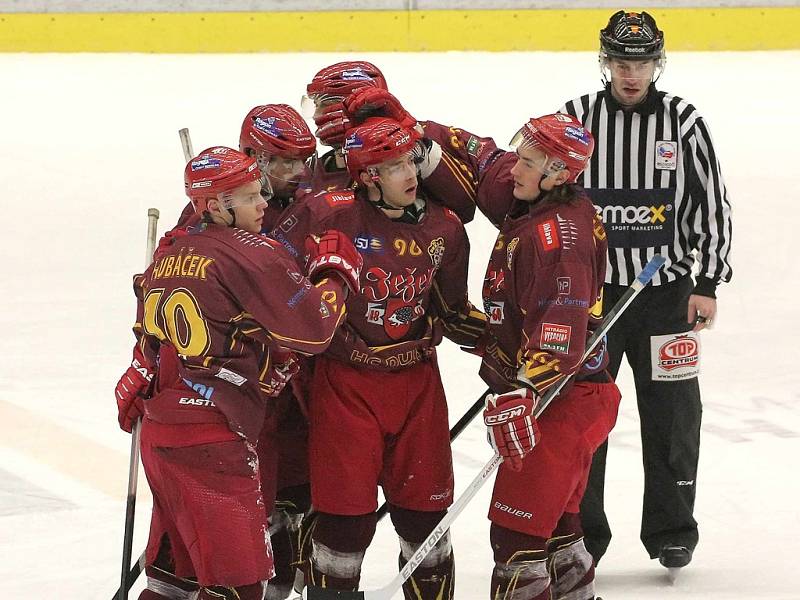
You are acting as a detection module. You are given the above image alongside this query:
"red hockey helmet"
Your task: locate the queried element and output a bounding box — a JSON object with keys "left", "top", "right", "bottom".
{"left": 342, "top": 117, "right": 420, "bottom": 180}
{"left": 239, "top": 104, "right": 316, "bottom": 161}
{"left": 184, "top": 146, "right": 262, "bottom": 212}
{"left": 306, "top": 61, "right": 388, "bottom": 100}
{"left": 510, "top": 114, "right": 595, "bottom": 184}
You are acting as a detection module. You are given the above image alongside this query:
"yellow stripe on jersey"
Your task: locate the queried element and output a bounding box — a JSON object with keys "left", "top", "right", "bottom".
{"left": 440, "top": 151, "right": 477, "bottom": 200}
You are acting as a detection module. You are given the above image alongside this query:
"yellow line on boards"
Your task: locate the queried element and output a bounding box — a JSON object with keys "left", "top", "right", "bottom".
{"left": 0, "top": 8, "right": 798, "bottom": 53}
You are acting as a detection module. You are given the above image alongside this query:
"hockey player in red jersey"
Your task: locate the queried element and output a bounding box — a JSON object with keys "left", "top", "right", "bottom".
{"left": 302, "top": 60, "right": 388, "bottom": 193}
{"left": 271, "top": 117, "right": 486, "bottom": 600}
{"left": 237, "top": 102, "right": 321, "bottom": 600}
{"left": 346, "top": 87, "right": 623, "bottom": 599}
{"left": 114, "top": 147, "right": 362, "bottom": 600}
{"left": 439, "top": 115, "right": 621, "bottom": 600}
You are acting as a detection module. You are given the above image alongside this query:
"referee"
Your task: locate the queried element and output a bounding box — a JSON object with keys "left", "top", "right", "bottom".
{"left": 559, "top": 10, "right": 733, "bottom": 571}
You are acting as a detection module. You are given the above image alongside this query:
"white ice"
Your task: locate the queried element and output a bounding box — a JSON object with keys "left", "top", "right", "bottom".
{"left": 1, "top": 50, "right": 798, "bottom": 599}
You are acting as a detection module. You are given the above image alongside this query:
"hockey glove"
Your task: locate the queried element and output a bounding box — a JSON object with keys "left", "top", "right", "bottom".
{"left": 305, "top": 229, "right": 363, "bottom": 296}
{"left": 115, "top": 346, "right": 155, "bottom": 433}
{"left": 344, "top": 88, "right": 418, "bottom": 130}
{"left": 264, "top": 348, "right": 301, "bottom": 397}
{"left": 154, "top": 227, "right": 190, "bottom": 261}
{"left": 483, "top": 388, "right": 541, "bottom": 472}
{"left": 313, "top": 102, "right": 351, "bottom": 148}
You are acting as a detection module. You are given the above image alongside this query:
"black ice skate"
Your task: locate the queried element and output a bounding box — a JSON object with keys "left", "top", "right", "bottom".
{"left": 659, "top": 544, "right": 692, "bottom": 583}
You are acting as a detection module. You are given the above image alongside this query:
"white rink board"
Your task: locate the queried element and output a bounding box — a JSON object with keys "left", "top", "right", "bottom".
{"left": 0, "top": 51, "right": 799, "bottom": 599}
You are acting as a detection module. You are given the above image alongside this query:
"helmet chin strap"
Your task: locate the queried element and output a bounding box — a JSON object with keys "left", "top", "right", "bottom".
{"left": 369, "top": 179, "right": 424, "bottom": 223}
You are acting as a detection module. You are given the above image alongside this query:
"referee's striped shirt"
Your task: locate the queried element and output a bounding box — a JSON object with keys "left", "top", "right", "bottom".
{"left": 560, "top": 85, "right": 733, "bottom": 294}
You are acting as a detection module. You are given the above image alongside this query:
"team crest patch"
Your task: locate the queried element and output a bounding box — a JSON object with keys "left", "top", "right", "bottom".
{"left": 655, "top": 140, "right": 678, "bottom": 170}
{"left": 428, "top": 237, "right": 445, "bottom": 267}
{"left": 540, "top": 323, "right": 571, "bottom": 354}
{"left": 650, "top": 332, "right": 700, "bottom": 381}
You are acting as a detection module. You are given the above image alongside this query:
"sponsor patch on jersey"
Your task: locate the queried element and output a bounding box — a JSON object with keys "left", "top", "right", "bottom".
{"left": 655, "top": 140, "right": 678, "bottom": 170}
{"left": 486, "top": 300, "right": 505, "bottom": 325}
{"left": 466, "top": 135, "right": 480, "bottom": 156}
{"left": 323, "top": 191, "right": 355, "bottom": 207}
{"left": 279, "top": 214, "right": 298, "bottom": 233}
{"left": 540, "top": 323, "right": 571, "bottom": 354}
{"left": 588, "top": 188, "right": 675, "bottom": 249}
{"left": 354, "top": 233, "right": 384, "bottom": 254}
{"left": 537, "top": 220, "right": 560, "bottom": 251}
{"left": 557, "top": 277, "right": 571, "bottom": 295}
{"left": 215, "top": 367, "right": 247, "bottom": 387}
{"left": 650, "top": 332, "right": 700, "bottom": 381}
{"left": 366, "top": 302, "right": 386, "bottom": 325}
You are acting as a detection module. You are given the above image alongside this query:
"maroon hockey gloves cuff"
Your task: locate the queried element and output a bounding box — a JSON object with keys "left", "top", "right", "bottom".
{"left": 483, "top": 388, "right": 541, "bottom": 471}
{"left": 115, "top": 346, "right": 155, "bottom": 433}
{"left": 305, "top": 229, "right": 363, "bottom": 296}
{"left": 344, "top": 88, "right": 418, "bottom": 131}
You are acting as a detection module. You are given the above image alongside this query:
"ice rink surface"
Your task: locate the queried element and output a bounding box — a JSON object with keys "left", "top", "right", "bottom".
{"left": 1, "top": 50, "right": 799, "bottom": 599}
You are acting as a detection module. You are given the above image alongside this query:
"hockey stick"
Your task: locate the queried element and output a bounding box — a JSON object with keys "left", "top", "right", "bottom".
{"left": 304, "top": 254, "right": 666, "bottom": 600}
{"left": 117, "top": 208, "right": 160, "bottom": 600}
{"left": 110, "top": 129, "right": 197, "bottom": 600}
{"left": 374, "top": 390, "right": 488, "bottom": 521}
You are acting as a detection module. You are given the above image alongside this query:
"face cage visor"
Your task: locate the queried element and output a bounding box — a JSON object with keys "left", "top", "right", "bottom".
{"left": 255, "top": 151, "right": 314, "bottom": 185}
{"left": 599, "top": 51, "right": 665, "bottom": 86}
{"left": 216, "top": 176, "right": 272, "bottom": 210}
{"left": 365, "top": 151, "right": 417, "bottom": 185}
{"left": 509, "top": 129, "right": 568, "bottom": 178}
{"left": 300, "top": 93, "right": 344, "bottom": 119}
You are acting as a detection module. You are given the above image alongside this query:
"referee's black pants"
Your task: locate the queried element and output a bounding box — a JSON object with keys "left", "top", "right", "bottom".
{"left": 579, "top": 275, "right": 702, "bottom": 562}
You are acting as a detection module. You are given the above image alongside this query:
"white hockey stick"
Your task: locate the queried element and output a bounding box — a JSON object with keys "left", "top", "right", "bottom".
{"left": 179, "top": 127, "right": 194, "bottom": 161}
{"left": 304, "top": 254, "right": 666, "bottom": 600}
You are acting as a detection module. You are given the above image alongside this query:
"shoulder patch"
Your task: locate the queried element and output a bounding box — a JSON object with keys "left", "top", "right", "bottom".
{"left": 536, "top": 219, "right": 560, "bottom": 252}
{"left": 323, "top": 190, "right": 356, "bottom": 208}
{"left": 442, "top": 207, "right": 462, "bottom": 225}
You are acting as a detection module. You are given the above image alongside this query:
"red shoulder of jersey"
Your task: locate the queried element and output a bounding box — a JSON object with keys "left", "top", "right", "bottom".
{"left": 442, "top": 206, "right": 462, "bottom": 225}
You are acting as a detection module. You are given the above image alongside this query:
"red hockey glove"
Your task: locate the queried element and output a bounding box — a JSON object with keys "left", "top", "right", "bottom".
{"left": 314, "top": 102, "right": 351, "bottom": 148}
{"left": 483, "top": 388, "right": 541, "bottom": 471}
{"left": 154, "top": 227, "right": 190, "bottom": 261}
{"left": 344, "top": 88, "right": 417, "bottom": 130}
{"left": 115, "top": 346, "right": 155, "bottom": 433}
{"left": 264, "top": 348, "right": 300, "bottom": 397}
{"left": 305, "top": 229, "right": 363, "bottom": 295}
